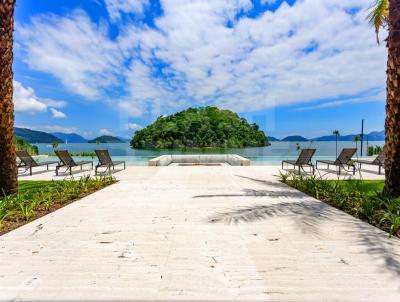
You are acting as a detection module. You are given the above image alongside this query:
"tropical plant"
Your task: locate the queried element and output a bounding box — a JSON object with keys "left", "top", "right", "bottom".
{"left": 0, "top": 177, "right": 116, "bottom": 233}
{"left": 15, "top": 137, "right": 39, "bottom": 155}
{"left": 278, "top": 172, "right": 399, "bottom": 237}
{"left": 51, "top": 140, "right": 60, "bottom": 150}
{"left": 333, "top": 130, "right": 340, "bottom": 158}
{"left": 0, "top": 0, "right": 17, "bottom": 196}
{"left": 368, "top": 0, "right": 400, "bottom": 197}
{"left": 353, "top": 135, "right": 361, "bottom": 155}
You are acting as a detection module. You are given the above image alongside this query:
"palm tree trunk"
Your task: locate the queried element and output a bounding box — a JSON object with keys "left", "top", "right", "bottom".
{"left": 0, "top": 0, "right": 18, "bottom": 196}
{"left": 384, "top": 0, "right": 400, "bottom": 197}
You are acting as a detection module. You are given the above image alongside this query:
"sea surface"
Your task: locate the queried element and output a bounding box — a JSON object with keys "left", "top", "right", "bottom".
{"left": 34, "top": 141, "right": 385, "bottom": 166}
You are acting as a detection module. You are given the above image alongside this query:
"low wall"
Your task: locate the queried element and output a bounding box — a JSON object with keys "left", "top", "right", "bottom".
{"left": 148, "top": 154, "right": 251, "bottom": 166}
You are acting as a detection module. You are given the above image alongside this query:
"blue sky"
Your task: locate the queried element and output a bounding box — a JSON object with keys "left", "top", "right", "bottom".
{"left": 13, "top": 0, "right": 386, "bottom": 139}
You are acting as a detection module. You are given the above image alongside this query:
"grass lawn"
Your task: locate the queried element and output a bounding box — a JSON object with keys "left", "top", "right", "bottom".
{"left": 326, "top": 180, "right": 384, "bottom": 196}
{"left": 279, "top": 173, "right": 399, "bottom": 238}
{"left": 0, "top": 177, "right": 116, "bottom": 235}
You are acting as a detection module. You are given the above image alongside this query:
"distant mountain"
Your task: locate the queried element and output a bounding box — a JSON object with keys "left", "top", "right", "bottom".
{"left": 313, "top": 131, "right": 385, "bottom": 142}
{"left": 88, "top": 135, "right": 125, "bottom": 143}
{"left": 52, "top": 132, "right": 87, "bottom": 143}
{"left": 267, "top": 136, "right": 280, "bottom": 142}
{"left": 282, "top": 136, "right": 308, "bottom": 142}
{"left": 366, "top": 131, "right": 385, "bottom": 141}
{"left": 14, "top": 127, "right": 62, "bottom": 144}
{"left": 117, "top": 137, "right": 131, "bottom": 143}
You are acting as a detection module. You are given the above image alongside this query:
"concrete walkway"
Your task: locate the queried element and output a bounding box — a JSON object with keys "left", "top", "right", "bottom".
{"left": 0, "top": 166, "right": 399, "bottom": 301}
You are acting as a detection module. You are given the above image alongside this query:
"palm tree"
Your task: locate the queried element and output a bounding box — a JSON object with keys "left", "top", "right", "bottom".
{"left": 368, "top": 0, "right": 400, "bottom": 197}
{"left": 51, "top": 140, "right": 59, "bottom": 150}
{"left": 333, "top": 130, "right": 340, "bottom": 158}
{"left": 0, "top": 0, "right": 17, "bottom": 196}
{"left": 353, "top": 135, "right": 361, "bottom": 155}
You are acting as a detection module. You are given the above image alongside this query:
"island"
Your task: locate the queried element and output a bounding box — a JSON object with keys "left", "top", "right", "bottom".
{"left": 281, "top": 135, "right": 309, "bottom": 142}
{"left": 88, "top": 135, "right": 125, "bottom": 143}
{"left": 131, "top": 107, "right": 269, "bottom": 149}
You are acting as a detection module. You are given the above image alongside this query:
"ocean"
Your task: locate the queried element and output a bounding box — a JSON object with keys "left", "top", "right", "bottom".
{"left": 34, "top": 141, "right": 385, "bottom": 166}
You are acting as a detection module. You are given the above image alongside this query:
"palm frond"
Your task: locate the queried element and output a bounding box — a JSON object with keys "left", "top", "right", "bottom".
{"left": 367, "top": 0, "right": 389, "bottom": 44}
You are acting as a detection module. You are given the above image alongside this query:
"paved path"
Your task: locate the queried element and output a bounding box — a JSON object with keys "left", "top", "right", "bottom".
{"left": 1, "top": 166, "right": 399, "bottom": 301}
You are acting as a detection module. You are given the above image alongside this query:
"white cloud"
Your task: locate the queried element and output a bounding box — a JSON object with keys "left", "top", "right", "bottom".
{"left": 105, "top": 0, "right": 149, "bottom": 21}
{"left": 126, "top": 123, "right": 142, "bottom": 131}
{"left": 292, "top": 92, "right": 385, "bottom": 111}
{"left": 16, "top": 10, "right": 123, "bottom": 99}
{"left": 16, "top": 0, "right": 387, "bottom": 117}
{"left": 99, "top": 128, "right": 113, "bottom": 135}
{"left": 50, "top": 108, "right": 67, "bottom": 118}
{"left": 13, "top": 80, "right": 47, "bottom": 113}
{"left": 13, "top": 81, "right": 66, "bottom": 115}
{"left": 117, "top": 0, "right": 386, "bottom": 114}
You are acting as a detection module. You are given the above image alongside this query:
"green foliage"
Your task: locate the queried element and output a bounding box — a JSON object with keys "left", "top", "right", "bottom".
{"left": 278, "top": 172, "right": 399, "bottom": 238}
{"left": 51, "top": 140, "right": 59, "bottom": 150}
{"left": 88, "top": 136, "right": 124, "bottom": 143}
{"left": 0, "top": 177, "right": 116, "bottom": 232}
{"left": 367, "top": 0, "right": 389, "bottom": 44}
{"left": 368, "top": 145, "right": 383, "bottom": 156}
{"left": 15, "top": 137, "right": 38, "bottom": 155}
{"left": 131, "top": 107, "right": 269, "bottom": 149}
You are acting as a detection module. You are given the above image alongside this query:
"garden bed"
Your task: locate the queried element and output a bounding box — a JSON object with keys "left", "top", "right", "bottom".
{"left": 278, "top": 172, "right": 399, "bottom": 238}
{"left": 0, "top": 176, "right": 116, "bottom": 235}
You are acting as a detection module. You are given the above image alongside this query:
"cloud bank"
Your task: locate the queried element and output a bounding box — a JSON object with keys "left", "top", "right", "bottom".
{"left": 16, "top": 0, "right": 387, "bottom": 118}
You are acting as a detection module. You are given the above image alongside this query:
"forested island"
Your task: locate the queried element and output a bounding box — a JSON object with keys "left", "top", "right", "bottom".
{"left": 131, "top": 107, "right": 269, "bottom": 149}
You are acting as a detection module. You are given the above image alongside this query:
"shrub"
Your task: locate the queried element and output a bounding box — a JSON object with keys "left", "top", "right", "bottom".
{"left": 277, "top": 172, "right": 399, "bottom": 238}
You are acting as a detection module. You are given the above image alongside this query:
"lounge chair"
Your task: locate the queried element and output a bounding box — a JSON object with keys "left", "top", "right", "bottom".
{"left": 95, "top": 149, "right": 126, "bottom": 175}
{"left": 55, "top": 150, "right": 93, "bottom": 176}
{"left": 16, "top": 150, "right": 59, "bottom": 176}
{"left": 353, "top": 151, "right": 385, "bottom": 174}
{"left": 282, "top": 149, "right": 316, "bottom": 174}
{"left": 316, "top": 148, "right": 357, "bottom": 175}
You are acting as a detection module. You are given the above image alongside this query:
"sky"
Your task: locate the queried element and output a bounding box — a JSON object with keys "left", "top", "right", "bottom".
{"left": 13, "top": 0, "right": 387, "bottom": 140}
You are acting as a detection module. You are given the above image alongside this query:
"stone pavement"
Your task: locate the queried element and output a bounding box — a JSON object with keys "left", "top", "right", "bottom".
{"left": 0, "top": 166, "right": 398, "bottom": 301}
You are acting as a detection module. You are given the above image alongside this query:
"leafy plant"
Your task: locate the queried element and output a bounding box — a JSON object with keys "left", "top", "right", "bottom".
{"left": 0, "top": 176, "right": 116, "bottom": 234}
{"left": 277, "top": 172, "right": 399, "bottom": 238}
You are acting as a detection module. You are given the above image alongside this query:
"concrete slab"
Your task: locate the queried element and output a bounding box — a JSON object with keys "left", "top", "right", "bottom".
{"left": 1, "top": 166, "right": 397, "bottom": 301}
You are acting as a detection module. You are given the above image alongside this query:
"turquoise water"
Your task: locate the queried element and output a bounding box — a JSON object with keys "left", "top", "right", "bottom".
{"left": 34, "top": 141, "right": 385, "bottom": 166}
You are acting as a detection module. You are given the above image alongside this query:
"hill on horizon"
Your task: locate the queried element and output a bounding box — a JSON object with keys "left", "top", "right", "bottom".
{"left": 14, "top": 127, "right": 62, "bottom": 144}
{"left": 131, "top": 107, "right": 269, "bottom": 149}
{"left": 312, "top": 130, "right": 385, "bottom": 142}
{"left": 52, "top": 132, "right": 87, "bottom": 143}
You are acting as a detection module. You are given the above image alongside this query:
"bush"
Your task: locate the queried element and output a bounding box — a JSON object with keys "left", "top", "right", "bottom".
{"left": 15, "top": 137, "right": 38, "bottom": 155}
{"left": 0, "top": 176, "right": 116, "bottom": 234}
{"left": 277, "top": 171, "right": 399, "bottom": 238}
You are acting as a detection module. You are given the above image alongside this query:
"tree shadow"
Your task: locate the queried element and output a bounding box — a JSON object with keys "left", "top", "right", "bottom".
{"left": 206, "top": 173, "right": 400, "bottom": 279}
{"left": 194, "top": 188, "right": 310, "bottom": 199}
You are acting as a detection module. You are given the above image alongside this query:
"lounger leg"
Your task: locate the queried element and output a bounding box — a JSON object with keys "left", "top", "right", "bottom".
{"left": 30, "top": 167, "right": 32, "bottom": 176}
{"left": 353, "top": 165, "right": 355, "bottom": 175}
{"left": 379, "top": 165, "right": 381, "bottom": 175}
